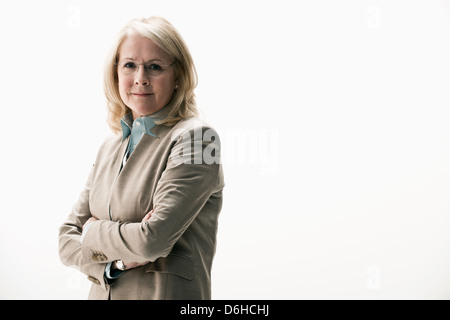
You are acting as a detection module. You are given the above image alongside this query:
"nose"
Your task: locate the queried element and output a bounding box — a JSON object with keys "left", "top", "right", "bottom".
{"left": 134, "top": 65, "right": 149, "bottom": 86}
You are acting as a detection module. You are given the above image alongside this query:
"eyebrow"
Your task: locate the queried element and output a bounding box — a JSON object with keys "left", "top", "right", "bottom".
{"left": 118, "top": 58, "right": 165, "bottom": 63}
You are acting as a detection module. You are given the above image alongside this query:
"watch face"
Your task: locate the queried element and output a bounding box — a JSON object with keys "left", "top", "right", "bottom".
{"left": 117, "top": 260, "right": 125, "bottom": 270}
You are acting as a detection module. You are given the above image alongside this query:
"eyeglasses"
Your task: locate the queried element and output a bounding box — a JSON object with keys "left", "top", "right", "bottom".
{"left": 116, "top": 59, "right": 175, "bottom": 77}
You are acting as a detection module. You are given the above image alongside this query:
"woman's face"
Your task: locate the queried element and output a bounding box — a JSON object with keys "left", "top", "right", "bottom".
{"left": 117, "top": 33, "right": 177, "bottom": 119}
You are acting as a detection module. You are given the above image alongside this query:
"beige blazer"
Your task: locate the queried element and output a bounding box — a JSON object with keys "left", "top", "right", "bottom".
{"left": 58, "top": 117, "right": 224, "bottom": 300}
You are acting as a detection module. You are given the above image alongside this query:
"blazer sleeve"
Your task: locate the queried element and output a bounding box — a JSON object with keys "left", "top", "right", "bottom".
{"left": 79, "top": 125, "right": 223, "bottom": 264}
{"left": 58, "top": 163, "right": 109, "bottom": 290}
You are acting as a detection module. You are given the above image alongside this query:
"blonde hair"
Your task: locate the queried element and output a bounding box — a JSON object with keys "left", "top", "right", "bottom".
{"left": 104, "top": 16, "right": 198, "bottom": 133}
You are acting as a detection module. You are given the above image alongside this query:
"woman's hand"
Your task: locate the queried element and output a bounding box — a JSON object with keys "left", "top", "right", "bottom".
{"left": 142, "top": 208, "right": 154, "bottom": 222}
{"left": 83, "top": 216, "right": 98, "bottom": 231}
{"left": 119, "top": 261, "right": 146, "bottom": 270}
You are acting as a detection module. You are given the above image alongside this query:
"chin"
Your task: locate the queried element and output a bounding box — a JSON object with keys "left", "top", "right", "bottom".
{"left": 131, "top": 106, "right": 159, "bottom": 117}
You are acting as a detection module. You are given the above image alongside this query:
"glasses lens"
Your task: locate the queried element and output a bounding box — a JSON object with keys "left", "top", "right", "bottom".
{"left": 118, "top": 61, "right": 169, "bottom": 76}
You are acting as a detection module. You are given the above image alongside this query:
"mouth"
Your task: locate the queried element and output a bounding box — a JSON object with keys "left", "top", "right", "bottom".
{"left": 131, "top": 93, "right": 153, "bottom": 97}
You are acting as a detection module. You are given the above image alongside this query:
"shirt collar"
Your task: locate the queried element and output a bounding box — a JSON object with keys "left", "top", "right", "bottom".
{"left": 120, "top": 111, "right": 165, "bottom": 142}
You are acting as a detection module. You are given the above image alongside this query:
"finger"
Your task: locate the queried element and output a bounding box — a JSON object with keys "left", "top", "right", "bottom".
{"left": 142, "top": 213, "right": 150, "bottom": 222}
{"left": 142, "top": 209, "right": 155, "bottom": 222}
{"left": 83, "top": 218, "right": 93, "bottom": 230}
{"left": 145, "top": 211, "right": 153, "bottom": 220}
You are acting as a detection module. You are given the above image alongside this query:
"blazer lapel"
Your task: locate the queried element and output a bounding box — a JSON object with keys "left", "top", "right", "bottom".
{"left": 114, "top": 136, "right": 130, "bottom": 175}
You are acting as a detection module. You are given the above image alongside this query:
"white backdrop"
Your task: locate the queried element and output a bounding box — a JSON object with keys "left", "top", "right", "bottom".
{"left": 0, "top": 0, "right": 450, "bottom": 299}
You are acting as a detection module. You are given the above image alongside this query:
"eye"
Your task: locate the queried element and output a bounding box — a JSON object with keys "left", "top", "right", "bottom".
{"left": 148, "top": 63, "right": 162, "bottom": 71}
{"left": 124, "top": 62, "right": 137, "bottom": 69}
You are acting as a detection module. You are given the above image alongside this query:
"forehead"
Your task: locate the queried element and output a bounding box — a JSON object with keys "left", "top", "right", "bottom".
{"left": 118, "top": 33, "right": 171, "bottom": 61}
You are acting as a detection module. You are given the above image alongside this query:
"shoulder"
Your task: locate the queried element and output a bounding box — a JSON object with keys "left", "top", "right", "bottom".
{"left": 167, "top": 117, "right": 222, "bottom": 166}
{"left": 170, "top": 117, "right": 220, "bottom": 141}
{"left": 91, "top": 134, "right": 123, "bottom": 163}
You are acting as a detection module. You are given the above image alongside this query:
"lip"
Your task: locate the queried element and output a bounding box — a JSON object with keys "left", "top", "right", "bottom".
{"left": 132, "top": 93, "right": 153, "bottom": 97}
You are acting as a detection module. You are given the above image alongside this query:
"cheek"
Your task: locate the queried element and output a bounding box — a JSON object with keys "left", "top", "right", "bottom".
{"left": 118, "top": 74, "right": 132, "bottom": 95}
{"left": 153, "top": 77, "right": 175, "bottom": 96}
{"left": 118, "top": 81, "right": 133, "bottom": 105}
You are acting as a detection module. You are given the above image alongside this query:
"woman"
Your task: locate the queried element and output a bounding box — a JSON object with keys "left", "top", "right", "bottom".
{"left": 58, "top": 16, "right": 224, "bottom": 300}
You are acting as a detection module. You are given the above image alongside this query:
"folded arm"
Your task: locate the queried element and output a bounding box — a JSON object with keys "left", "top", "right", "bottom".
{"left": 58, "top": 163, "right": 111, "bottom": 288}
{"left": 79, "top": 126, "right": 222, "bottom": 265}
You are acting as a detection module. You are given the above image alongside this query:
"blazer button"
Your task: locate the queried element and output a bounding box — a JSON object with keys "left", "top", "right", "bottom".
{"left": 91, "top": 252, "right": 108, "bottom": 262}
{"left": 87, "top": 275, "right": 101, "bottom": 286}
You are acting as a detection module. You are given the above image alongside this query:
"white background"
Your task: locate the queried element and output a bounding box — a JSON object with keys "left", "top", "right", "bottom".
{"left": 0, "top": 0, "right": 450, "bottom": 299}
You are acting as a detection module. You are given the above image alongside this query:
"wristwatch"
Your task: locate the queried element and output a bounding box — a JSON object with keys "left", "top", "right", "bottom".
{"left": 115, "top": 260, "right": 126, "bottom": 271}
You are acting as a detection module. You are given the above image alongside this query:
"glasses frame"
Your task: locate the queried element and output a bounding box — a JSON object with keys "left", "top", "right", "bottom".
{"left": 115, "top": 59, "right": 175, "bottom": 77}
